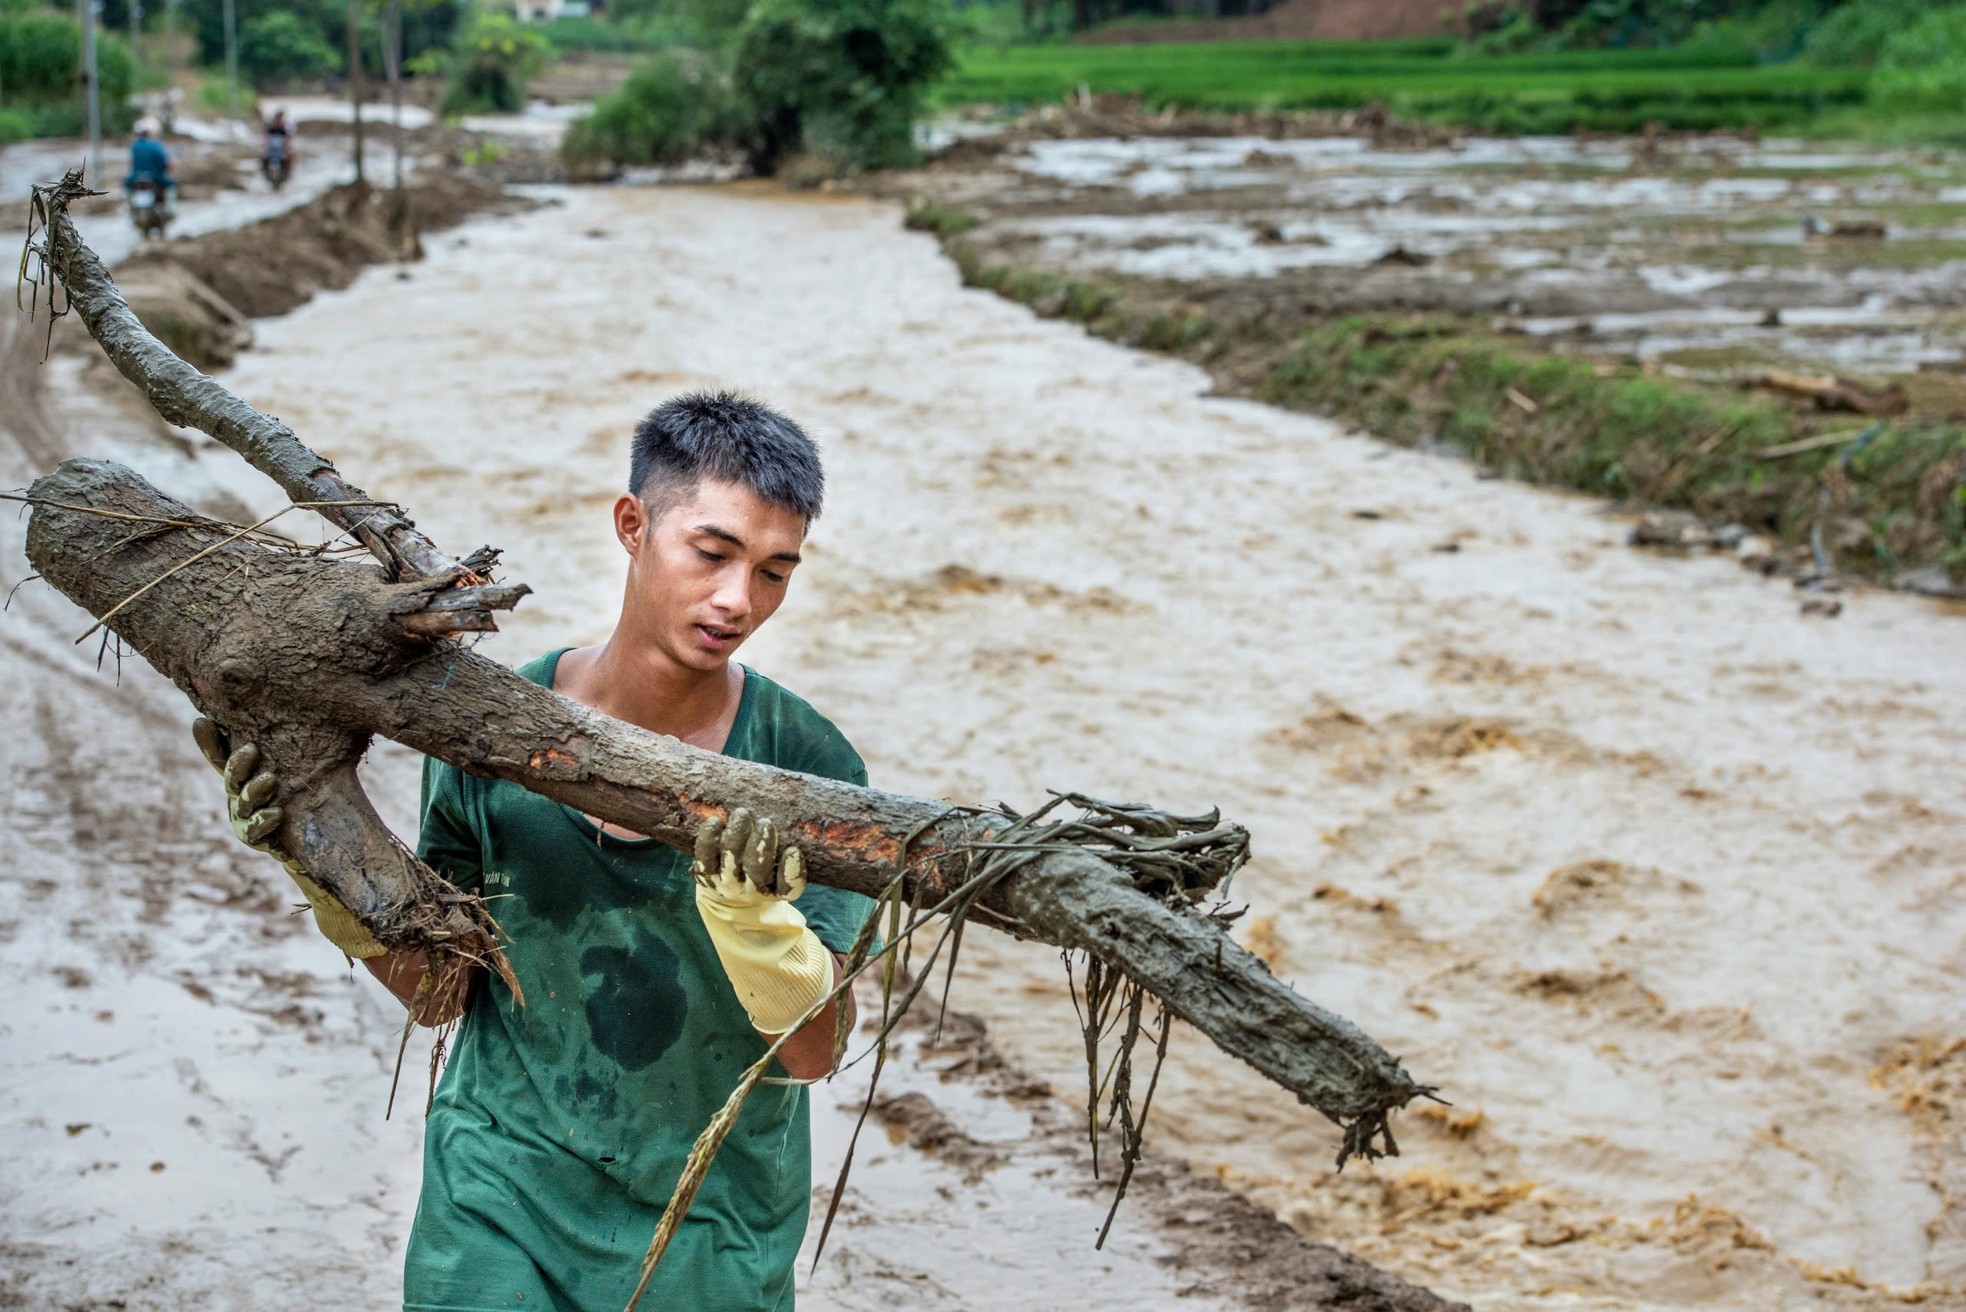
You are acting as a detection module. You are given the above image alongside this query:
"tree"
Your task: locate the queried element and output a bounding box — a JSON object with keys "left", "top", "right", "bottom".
{"left": 437, "top": 10, "right": 549, "bottom": 114}
{"left": 238, "top": 10, "right": 342, "bottom": 86}
{"left": 1872, "top": 5, "right": 1966, "bottom": 108}
{"left": 732, "top": 0, "right": 957, "bottom": 172}
{"left": 178, "top": 0, "right": 459, "bottom": 76}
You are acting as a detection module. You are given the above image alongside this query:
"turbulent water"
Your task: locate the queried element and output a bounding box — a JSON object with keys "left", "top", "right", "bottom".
{"left": 3, "top": 177, "right": 1963, "bottom": 1310}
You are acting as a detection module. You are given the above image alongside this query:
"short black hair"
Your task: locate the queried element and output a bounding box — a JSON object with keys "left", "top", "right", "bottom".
{"left": 630, "top": 390, "right": 825, "bottom": 523}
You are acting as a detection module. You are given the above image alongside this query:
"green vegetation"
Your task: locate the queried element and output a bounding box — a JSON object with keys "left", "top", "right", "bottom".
{"left": 735, "top": 0, "right": 957, "bottom": 170}
{"left": 941, "top": 38, "right": 1867, "bottom": 132}
{"left": 177, "top": 0, "right": 459, "bottom": 86}
{"left": 434, "top": 11, "right": 552, "bottom": 114}
{"left": 0, "top": 10, "right": 137, "bottom": 137}
{"left": 563, "top": 51, "right": 737, "bottom": 165}
{"left": 1871, "top": 8, "right": 1966, "bottom": 112}
{"left": 566, "top": 0, "right": 956, "bottom": 173}
{"left": 538, "top": 14, "right": 663, "bottom": 52}
{"left": 238, "top": 11, "right": 342, "bottom": 86}
{"left": 906, "top": 200, "right": 1964, "bottom": 584}
{"left": 928, "top": 0, "right": 1966, "bottom": 138}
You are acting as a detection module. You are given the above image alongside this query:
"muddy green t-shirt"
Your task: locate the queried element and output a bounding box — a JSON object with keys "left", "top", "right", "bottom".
{"left": 402, "top": 649, "right": 873, "bottom": 1312}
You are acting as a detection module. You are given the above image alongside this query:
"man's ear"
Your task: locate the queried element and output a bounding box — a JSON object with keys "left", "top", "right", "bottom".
{"left": 613, "top": 495, "right": 648, "bottom": 556}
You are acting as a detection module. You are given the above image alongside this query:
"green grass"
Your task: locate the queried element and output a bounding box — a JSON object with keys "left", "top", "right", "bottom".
{"left": 941, "top": 39, "right": 1873, "bottom": 134}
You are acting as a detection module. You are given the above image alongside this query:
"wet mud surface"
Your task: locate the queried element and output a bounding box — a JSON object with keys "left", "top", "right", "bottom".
{"left": 2, "top": 175, "right": 1963, "bottom": 1310}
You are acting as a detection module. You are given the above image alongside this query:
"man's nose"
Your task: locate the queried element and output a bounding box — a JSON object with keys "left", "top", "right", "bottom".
{"left": 709, "top": 568, "right": 751, "bottom": 620}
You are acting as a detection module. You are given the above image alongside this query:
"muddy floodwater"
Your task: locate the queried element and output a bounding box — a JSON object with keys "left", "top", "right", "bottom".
{"left": 925, "top": 130, "right": 1966, "bottom": 381}
{"left": 4, "top": 177, "right": 1964, "bottom": 1310}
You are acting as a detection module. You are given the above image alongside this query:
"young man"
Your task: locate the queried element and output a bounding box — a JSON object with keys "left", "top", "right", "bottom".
{"left": 199, "top": 392, "right": 874, "bottom": 1311}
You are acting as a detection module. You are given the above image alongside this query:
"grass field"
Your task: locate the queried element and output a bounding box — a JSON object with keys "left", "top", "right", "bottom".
{"left": 941, "top": 39, "right": 1873, "bottom": 134}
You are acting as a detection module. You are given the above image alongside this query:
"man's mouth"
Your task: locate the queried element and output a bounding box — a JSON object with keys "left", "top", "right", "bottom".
{"left": 695, "top": 623, "right": 740, "bottom": 649}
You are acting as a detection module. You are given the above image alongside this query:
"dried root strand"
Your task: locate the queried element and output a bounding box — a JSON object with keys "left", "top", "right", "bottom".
{"left": 626, "top": 795, "right": 1265, "bottom": 1308}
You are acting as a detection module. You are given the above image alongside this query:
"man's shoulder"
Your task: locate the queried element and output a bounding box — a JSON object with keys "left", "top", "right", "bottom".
{"left": 515, "top": 648, "right": 563, "bottom": 688}
{"left": 741, "top": 669, "right": 865, "bottom": 785}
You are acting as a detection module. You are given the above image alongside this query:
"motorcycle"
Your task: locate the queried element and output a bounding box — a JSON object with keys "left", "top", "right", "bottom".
{"left": 262, "top": 145, "right": 291, "bottom": 191}
{"left": 128, "top": 178, "right": 171, "bottom": 239}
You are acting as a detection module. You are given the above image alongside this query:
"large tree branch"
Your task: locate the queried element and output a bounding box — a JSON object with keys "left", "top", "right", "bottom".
{"left": 25, "top": 460, "right": 1426, "bottom": 1130}
{"left": 34, "top": 169, "right": 468, "bottom": 585}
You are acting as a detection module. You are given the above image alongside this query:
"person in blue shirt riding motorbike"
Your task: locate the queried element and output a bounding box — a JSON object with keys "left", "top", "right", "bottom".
{"left": 124, "top": 119, "right": 178, "bottom": 217}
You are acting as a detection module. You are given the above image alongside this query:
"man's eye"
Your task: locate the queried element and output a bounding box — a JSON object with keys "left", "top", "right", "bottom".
{"left": 696, "top": 548, "right": 725, "bottom": 563}
{"left": 762, "top": 571, "right": 787, "bottom": 585}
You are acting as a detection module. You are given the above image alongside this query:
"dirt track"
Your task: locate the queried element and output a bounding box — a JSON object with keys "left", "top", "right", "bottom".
{"left": 4, "top": 178, "right": 1964, "bottom": 1310}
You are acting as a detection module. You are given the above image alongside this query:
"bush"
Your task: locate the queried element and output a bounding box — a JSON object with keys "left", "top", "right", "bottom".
{"left": 440, "top": 11, "right": 552, "bottom": 114}
{"left": 196, "top": 71, "right": 259, "bottom": 116}
{"left": 239, "top": 10, "right": 342, "bottom": 87}
{"left": 1803, "top": 0, "right": 1934, "bottom": 66}
{"left": 731, "top": 0, "right": 957, "bottom": 172}
{"left": 562, "top": 51, "right": 737, "bottom": 167}
{"left": 1872, "top": 7, "right": 1966, "bottom": 110}
{"left": 0, "top": 14, "right": 137, "bottom": 135}
{"left": 0, "top": 106, "right": 31, "bottom": 146}
{"left": 0, "top": 13, "right": 83, "bottom": 102}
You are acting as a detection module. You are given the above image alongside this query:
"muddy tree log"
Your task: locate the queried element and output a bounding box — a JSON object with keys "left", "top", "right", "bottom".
{"left": 17, "top": 176, "right": 1430, "bottom": 1147}
{"left": 25, "top": 459, "right": 1427, "bottom": 1133}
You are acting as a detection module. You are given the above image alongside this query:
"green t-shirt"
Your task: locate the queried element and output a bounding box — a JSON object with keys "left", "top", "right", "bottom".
{"left": 403, "top": 649, "right": 873, "bottom": 1312}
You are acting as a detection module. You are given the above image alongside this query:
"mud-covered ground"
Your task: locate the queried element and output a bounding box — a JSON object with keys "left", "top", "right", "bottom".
{"left": 3, "top": 159, "right": 1964, "bottom": 1311}
{"left": 890, "top": 113, "right": 1966, "bottom": 399}
{"left": 0, "top": 172, "right": 1457, "bottom": 1310}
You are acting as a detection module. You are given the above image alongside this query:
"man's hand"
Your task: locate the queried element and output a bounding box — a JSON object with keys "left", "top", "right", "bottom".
{"left": 192, "top": 717, "right": 385, "bottom": 960}
{"left": 691, "top": 807, "right": 834, "bottom": 1038}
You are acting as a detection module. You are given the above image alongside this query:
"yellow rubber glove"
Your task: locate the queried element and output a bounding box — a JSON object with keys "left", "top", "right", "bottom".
{"left": 691, "top": 807, "right": 833, "bottom": 1036}
{"left": 193, "top": 717, "right": 385, "bottom": 960}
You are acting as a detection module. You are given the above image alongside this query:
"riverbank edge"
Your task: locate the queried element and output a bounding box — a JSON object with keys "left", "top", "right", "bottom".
{"left": 899, "top": 198, "right": 1966, "bottom": 597}
{"left": 113, "top": 170, "right": 527, "bottom": 370}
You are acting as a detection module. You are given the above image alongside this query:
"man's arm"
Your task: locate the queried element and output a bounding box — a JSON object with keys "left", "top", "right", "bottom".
{"left": 364, "top": 950, "right": 480, "bottom": 1028}
{"left": 768, "top": 953, "right": 853, "bottom": 1081}
{"left": 196, "top": 721, "right": 485, "bottom": 1028}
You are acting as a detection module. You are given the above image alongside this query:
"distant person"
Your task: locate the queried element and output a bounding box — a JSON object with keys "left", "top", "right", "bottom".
{"left": 196, "top": 392, "right": 874, "bottom": 1311}
{"left": 123, "top": 118, "right": 176, "bottom": 214}
{"left": 262, "top": 109, "right": 294, "bottom": 190}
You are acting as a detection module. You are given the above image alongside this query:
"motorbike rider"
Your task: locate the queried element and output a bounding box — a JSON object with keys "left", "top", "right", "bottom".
{"left": 262, "top": 110, "right": 294, "bottom": 182}
{"left": 124, "top": 118, "right": 178, "bottom": 215}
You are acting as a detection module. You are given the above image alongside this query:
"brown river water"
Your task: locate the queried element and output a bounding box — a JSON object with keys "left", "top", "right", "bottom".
{"left": 3, "top": 179, "right": 1964, "bottom": 1310}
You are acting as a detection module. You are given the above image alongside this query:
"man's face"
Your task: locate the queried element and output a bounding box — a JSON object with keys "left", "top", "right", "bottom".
{"left": 615, "top": 478, "right": 806, "bottom": 673}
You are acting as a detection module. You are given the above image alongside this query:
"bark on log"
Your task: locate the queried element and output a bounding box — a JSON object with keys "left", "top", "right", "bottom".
{"left": 16, "top": 175, "right": 1432, "bottom": 1147}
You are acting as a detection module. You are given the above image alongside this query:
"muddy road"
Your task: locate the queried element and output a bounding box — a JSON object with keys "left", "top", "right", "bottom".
{"left": 4, "top": 177, "right": 1964, "bottom": 1310}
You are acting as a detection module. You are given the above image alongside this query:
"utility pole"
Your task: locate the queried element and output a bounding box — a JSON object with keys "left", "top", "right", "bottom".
{"left": 347, "top": 0, "right": 365, "bottom": 185}
{"left": 384, "top": 0, "right": 403, "bottom": 192}
{"left": 221, "top": 0, "right": 237, "bottom": 118}
{"left": 81, "top": 0, "right": 101, "bottom": 183}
